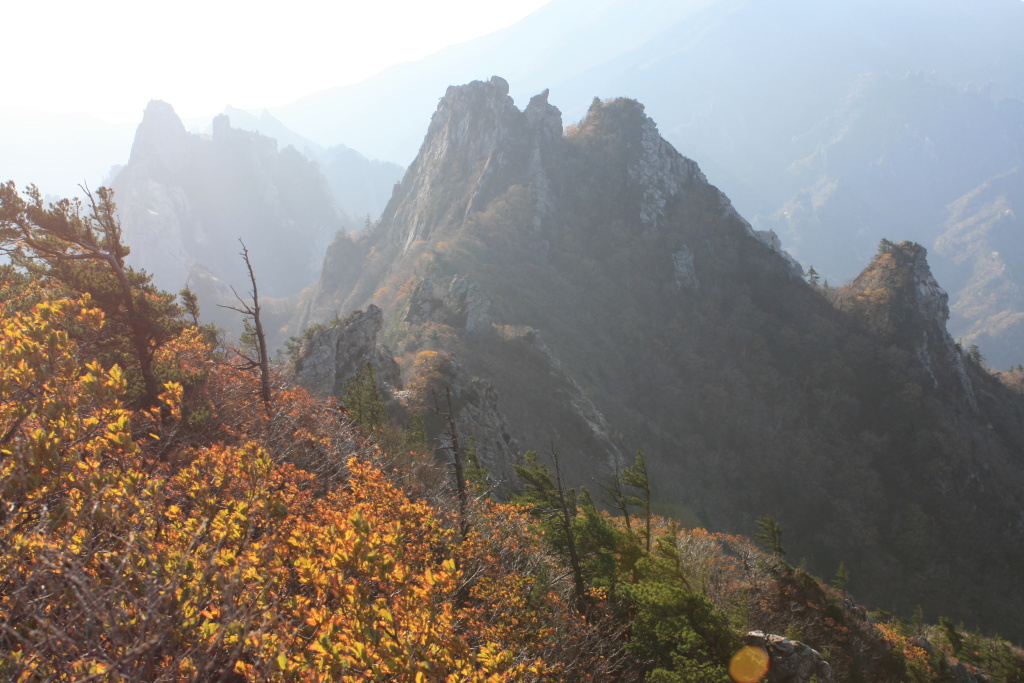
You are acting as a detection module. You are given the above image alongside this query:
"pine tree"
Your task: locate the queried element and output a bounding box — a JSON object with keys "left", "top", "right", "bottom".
{"left": 342, "top": 361, "right": 386, "bottom": 430}
{"left": 754, "top": 514, "right": 786, "bottom": 558}
{"left": 0, "top": 182, "right": 185, "bottom": 407}
{"left": 832, "top": 561, "right": 850, "bottom": 597}
{"left": 513, "top": 448, "right": 589, "bottom": 613}
{"left": 622, "top": 450, "right": 653, "bottom": 553}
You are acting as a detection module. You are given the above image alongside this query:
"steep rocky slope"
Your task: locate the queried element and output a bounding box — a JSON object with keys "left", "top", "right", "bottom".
{"left": 294, "top": 78, "right": 1024, "bottom": 641}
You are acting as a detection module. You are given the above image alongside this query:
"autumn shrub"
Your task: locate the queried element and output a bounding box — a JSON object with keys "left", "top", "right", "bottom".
{"left": 0, "top": 291, "right": 614, "bottom": 681}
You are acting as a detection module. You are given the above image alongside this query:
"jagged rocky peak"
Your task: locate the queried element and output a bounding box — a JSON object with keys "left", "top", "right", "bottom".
{"left": 127, "top": 100, "right": 191, "bottom": 173}
{"left": 846, "top": 241, "right": 951, "bottom": 337}
{"left": 574, "top": 97, "right": 701, "bottom": 180}
{"left": 418, "top": 76, "right": 526, "bottom": 167}
{"left": 211, "top": 113, "right": 232, "bottom": 138}
{"left": 524, "top": 89, "right": 563, "bottom": 141}
{"left": 842, "top": 240, "right": 976, "bottom": 403}
{"left": 382, "top": 77, "right": 570, "bottom": 251}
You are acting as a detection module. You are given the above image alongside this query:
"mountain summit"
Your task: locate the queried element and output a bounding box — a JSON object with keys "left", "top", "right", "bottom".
{"left": 275, "top": 0, "right": 1024, "bottom": 369}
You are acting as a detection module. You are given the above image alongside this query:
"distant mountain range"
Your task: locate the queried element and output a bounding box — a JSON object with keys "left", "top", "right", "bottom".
{"left": 0, "top": 106, "right": 135, "bottom": 199}
{"left": 105, "top": 102, "right": 402, "bottom": 339}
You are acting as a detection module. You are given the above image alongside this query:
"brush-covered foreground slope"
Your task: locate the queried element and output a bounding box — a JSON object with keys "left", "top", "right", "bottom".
{"left": 297, "top": 78, "right": 1024, "bottom": 641}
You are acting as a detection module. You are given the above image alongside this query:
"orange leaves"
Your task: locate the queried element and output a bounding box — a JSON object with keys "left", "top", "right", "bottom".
{"left": 877, "top": 622, "right": 936, "bottom": 678}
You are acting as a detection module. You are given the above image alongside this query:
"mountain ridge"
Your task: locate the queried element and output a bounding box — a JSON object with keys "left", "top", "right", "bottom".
{"left": 292, "top": 77, "right": 1024, "bottom": 640}
{"left": 273, "top": 0, "right": 1024, "bottom": 368}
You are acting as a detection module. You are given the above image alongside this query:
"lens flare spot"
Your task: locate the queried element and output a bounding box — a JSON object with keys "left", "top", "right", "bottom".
{"left": 729, "top": 645, "right": 770, "bottom": 683}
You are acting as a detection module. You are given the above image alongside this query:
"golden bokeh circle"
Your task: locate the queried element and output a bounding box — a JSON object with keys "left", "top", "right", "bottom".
{"left": 728, "top": 645, "right": 770, "bottom": 683}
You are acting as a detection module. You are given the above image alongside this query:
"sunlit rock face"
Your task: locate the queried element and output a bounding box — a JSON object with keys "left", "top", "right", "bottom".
{"left": 743, "top": 632, "right": 834, "bottom": 683}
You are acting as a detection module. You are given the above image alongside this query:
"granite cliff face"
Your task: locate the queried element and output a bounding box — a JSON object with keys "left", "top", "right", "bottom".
{"left": 294, "top": 78, "right": 1024, "bottom": 640}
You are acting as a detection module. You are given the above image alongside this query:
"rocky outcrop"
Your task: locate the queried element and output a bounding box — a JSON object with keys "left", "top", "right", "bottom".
{"left": 413, "top": 354, "right": 523, "bottom": 486}
{"left": 754, "top": 227, "right": 804, "bottom": 277}
{"left": 402, "top": 276, "right": 491, "bottom": 332}
{"left": 403, "top": 278, "right": 443, "bottom": 324}
{"left": 445, "top": 276, "right": 492, "bottom": 333}
{"left": 842, "top": 241, "right": 977, "bottom": 409}
{"left": 626, "top": 102, "right": 705, "bottom": 231}
{"left": 524, "top": 89, "right": 563, "bottom": 143}
{"left": 397, "top": 275, "right": 621, "bottom": 481}
{"left": 743, "top": 631, "right": 833, "bottom": 683}
{"left": 126, "top": 100, "right": 193, "bottom": 178}
{"left": 374, "top": 76, "right": 568, "bottom": 257}
{"left": 292, "top": 305, "right": 401, "bottom": 399}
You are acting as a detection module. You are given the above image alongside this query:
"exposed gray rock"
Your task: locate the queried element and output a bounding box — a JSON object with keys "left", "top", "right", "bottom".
{"left": 292, "top": 304, "right": 401, "bottom": 399}
{"left": 445, "top": 276, "right": 492, "bottom": 333}
{"left": 754, "top": 227, "right": 804, "bottom": 277}
{"left": 404, "top": 277, "right": 442, "bottom": 324}
{"left": 525, "top": 89, "right": 563, "bottom": 142}
{"left": 744, "top": 631, "right": 834, "bottom": 683}
{"left": 425, "top": 355, "right": 522, "bottom": 486}
{"left": 127, "top": 100, "right": 192, "bottom": 176}
{"left": 909, "top": 636, "right": 934, "bottom": 654}
{"left": 904, "top": 244, "right": 977, "bottom": 409}
{"left": 672, "top": 246, "right": 699, "bottom": 290}
{"left": 627, "top": 105, "right": 705, "bottom": 230}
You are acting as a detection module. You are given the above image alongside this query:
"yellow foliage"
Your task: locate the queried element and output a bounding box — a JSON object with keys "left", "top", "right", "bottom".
{"left": 0, "top": 295, "right": 568, "bottom": 680}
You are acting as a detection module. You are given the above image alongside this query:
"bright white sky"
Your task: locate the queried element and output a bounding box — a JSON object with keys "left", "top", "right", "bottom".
{"left": 6, "top": 0, "right": 554, "bottom": 123}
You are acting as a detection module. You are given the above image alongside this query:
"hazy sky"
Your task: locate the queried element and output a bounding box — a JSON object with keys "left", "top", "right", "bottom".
{"left": 6, "top": 0, "right": 554, "bottom": 123}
